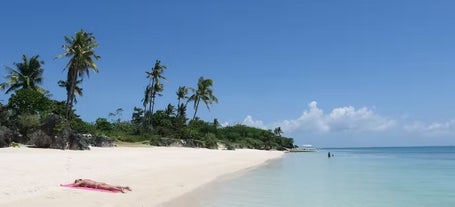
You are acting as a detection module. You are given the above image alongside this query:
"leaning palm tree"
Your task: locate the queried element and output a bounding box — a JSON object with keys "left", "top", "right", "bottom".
{"left": 144, "top": 60, "right": 167, "bottom": 115}
{"left": 188, "top": 77, "right": 218, "bottom": 120}
{"left": 58, "top": 79, "right": 83, "bottom": 104}
{"left": 0, "top": 55, "right": 44, "bottom": 94}
{"left": 57, "top": 30, "right": 100, "bottom": 117}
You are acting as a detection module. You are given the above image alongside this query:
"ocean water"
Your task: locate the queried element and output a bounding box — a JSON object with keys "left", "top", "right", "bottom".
{"left": 188, "top": 146, "right": 455, "bottom": 207}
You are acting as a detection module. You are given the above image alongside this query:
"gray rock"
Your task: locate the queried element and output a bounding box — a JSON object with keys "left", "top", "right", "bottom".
{"left": 68, "top": 133, "right": 90, "bottom": 150}
{"left": 29, "top": 114, "right": 91, "bottom": 150}
{"left": 93, "top": 135, "right": 114, "bottom": 147}
{"left": 0, "top": 126, "right": 12, "bottom": 148}
{"left": 29, "top": 130, "right": 52, "bottom": 148}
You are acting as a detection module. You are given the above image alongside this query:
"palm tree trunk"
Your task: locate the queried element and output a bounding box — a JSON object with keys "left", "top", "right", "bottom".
{"left": 149, "top": 79, "right": 155, "bottom": 113}
{"left": 66, "top": 69, "right": 78, "bottom": 118}
{"left": 151, "top": 93, "right": 156, "bottom": 116}
{"left": 192, "top": 99, "right": 200, "bottom": 120}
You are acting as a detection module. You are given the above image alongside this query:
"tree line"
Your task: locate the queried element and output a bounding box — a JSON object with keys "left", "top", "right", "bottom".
{"left": 0, "top": 29, "right": 294, "bottom": 150}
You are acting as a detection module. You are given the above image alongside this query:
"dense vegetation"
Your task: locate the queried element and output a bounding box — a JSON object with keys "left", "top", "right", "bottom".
{"left": 0, "top": 29, "right": 294, "bottom": 150}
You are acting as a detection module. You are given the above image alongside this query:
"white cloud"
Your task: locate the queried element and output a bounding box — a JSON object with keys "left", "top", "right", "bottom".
{"left": 242, "top": 115, "right": 267, "bottom": 129}
{"left": 279, "top": 101, "right": 330, "bottom": 133}
{"left": 241, "top": 101, "right": 396, "bottom": 134}
{"left": 220, "top": 121, "right": 230, "bottom": 127}
{"left": 238, "top": 101, "right": 455, "bottom": 139}
{"left": 404, "top": 120, "right": 455, "bottom": 137}
{"left": 325, "top": 105, "right": 396, "bottom": 132}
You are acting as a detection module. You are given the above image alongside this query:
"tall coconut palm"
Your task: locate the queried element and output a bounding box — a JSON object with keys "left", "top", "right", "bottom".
{"left": 144, "top": 60, "right": 167, "bottom": 115}
{"left": 0, "top": 55, "right": 44, "bottom": 94}
{"left": 188, "top": 77, "right": 218, "bottom": 120}
{"left": 57, "top": 30, "right": 100, "bottom": 117}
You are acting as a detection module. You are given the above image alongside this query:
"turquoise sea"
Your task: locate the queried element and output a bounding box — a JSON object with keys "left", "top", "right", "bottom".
{"left": 178, "top": 146, "right": 455, "bottom": 207}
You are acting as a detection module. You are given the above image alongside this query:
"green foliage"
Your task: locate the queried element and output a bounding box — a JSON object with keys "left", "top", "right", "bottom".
{"left": 71, "top": 118, "right": 95, "bottom": 134}
{"left": 149, "top": 134, "right": 162, "bottom": 145}
{"left": 95, "top": 118, "right": 112, "bottom": 131}
{"left": 188, "top": 77, "right": 218, "bottom": 120}
{"left": 17, "top": 114, "right": 40, "bottom": 137}
{"left": 0, "top": 55, "right": 45, "bottom": 94}
{"left": 203, "top": 133, "right": 218, "bottom": 149}
{"left": 48, "top": 100, "right": 67, "bottom": 116}
{"left": 240, "top": 137, "right": 264, "bottom": 149}
{"left": 217, "top": 124, "right": 293, "bottom": 150}
{"left": 7, "top": 89, "right": 51, "bottom": 118}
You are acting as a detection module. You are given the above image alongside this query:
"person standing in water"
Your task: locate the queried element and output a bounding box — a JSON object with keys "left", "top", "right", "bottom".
{"left": 328, "top": 152, "right": 331, "bottom": 158}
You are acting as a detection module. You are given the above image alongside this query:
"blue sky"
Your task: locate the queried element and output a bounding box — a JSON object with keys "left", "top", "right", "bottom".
{"left": 1, "top": 0, "right": 455, "bottom": 147}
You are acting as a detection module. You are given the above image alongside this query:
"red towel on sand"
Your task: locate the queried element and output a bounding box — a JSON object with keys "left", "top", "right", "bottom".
{"left": 60, "top": 183, "right": 121, "bottom": 193}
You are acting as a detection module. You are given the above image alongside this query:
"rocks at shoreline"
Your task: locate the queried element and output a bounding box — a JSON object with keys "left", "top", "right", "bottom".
{"left": 0, "top": 114, "right": 114, "bottom": 150}
{"left": 151, "top": 138, "right": 205, "bottom": 148}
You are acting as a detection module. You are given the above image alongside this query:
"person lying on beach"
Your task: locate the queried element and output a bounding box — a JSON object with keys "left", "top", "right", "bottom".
{"left": 74, "top": 179, "right": 132, "bottom": 193}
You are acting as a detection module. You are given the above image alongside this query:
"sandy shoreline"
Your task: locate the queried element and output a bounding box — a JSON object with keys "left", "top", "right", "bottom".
{"left": 0, "top": 146, "right": 283, "bottom": 207}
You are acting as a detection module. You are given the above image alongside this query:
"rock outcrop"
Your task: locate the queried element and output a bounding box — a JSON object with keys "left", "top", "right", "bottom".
{"left": 0, "top": 126, "right": 12, "bottom": 148}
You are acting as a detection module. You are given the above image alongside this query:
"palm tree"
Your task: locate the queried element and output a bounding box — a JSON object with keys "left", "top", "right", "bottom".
{"left": 188, "top": 77, "right": 218, "bottom": 120}
{"left": 58, "top": 79, "right": 83, "bottom": 104}
{"left": 57, "top": 30, "right": 100, "bottom": 117}
{"left": 0, "top": 55, "right": 44, "bottom": 94}
{"left": 273, "top": 127, "right": 283, "bottom": 137}
{"left": 165, "top": 104, "right": 175, "bottom": 117}
{"left": 176, "top": 86, "right": 189, "bottom": 118}
{"left": 144, "top": 60, "right": 167, "bottom": 115}
{"left": 176, "top": 86, "right": 189, "bottom": 106}
{"left": 142, "top": 85, "right": 152, "bottom": 112}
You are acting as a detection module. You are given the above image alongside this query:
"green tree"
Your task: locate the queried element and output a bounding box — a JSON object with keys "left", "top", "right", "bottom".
{"left": 0, "top": 55, "right": 44, "bottom": 94}
{"left": 7, "top": 88, "right": 51, "bottom": 118}
{"left": 95, "top": 118, "right": 112, "bottom": 131}
{"left": 57, "top": 30, "right": 100, "bottom": 117}
{"left": 188, "top": 77, "right": 218, "bottom": 120}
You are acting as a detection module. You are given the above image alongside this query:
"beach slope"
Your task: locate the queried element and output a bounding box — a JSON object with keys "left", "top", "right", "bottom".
{"left": 0, "top": 147, "right": 283, "bottom": 207}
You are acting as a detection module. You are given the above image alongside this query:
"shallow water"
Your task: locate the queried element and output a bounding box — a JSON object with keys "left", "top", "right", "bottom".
{"left": 183, "top": 146, "right": 455, "bottom": 207}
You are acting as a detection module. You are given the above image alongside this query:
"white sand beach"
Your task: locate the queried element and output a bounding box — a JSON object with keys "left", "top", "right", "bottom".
{"left": 0, "top": 146, "right": 283, "bottom": 207}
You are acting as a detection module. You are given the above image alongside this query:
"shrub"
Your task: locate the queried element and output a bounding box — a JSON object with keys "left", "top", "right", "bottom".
{"left": 17, "top": 114, "right": 40, "bottom": 138}
{"left": 7, "top": 89, "right": 51, "bottom": 118}
{"left": 95, "top": 118, "right": 112, "bottom": 131}
{"left": 203, "top": 133, "right": 218, "bottom": 149}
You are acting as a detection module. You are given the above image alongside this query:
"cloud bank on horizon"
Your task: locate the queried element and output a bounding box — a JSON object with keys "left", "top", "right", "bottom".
{"left": 240, "top": 101, "right": 455, "bottom": 138}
